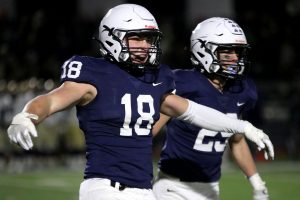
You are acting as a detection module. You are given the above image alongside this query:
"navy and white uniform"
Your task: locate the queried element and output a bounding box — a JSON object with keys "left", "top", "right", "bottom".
{"left": 61, "top": 55, "right": 175, "bottom": 189}
{"left": 158, "top": 68, "right": 257, "bottom": 182}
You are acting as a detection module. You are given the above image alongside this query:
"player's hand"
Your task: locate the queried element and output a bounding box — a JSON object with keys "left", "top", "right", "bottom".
{"left": 249, "top": 173, "right": 269, "bottom": 200}
{"left": 244, "top": 122, "right": 274, "bottom": 160}
{"left": 253, "top": 188, "right": 269, "bottom": 200}
{"left": 7, "top": 112, "right": 39, "bottom": 150}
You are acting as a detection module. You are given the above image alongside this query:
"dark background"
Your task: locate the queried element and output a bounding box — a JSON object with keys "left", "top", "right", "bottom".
{"left": 1, "top": 0, "right": 299, "bottom": 81}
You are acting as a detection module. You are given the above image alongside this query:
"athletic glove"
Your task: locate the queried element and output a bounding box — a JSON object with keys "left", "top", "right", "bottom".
{"left": 249, "top": 173, "right": 269, "bottom": 200}
{"left": 7, "top": 112, "right": 39, "bottom": 150}
{"left": 244, "top": 122, "right": 274, "bottom": 160}
{"left": 253, "top": 188, "right": 269, "bottom": 200}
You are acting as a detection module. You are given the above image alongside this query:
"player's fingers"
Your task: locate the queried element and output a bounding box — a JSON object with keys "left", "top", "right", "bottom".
{"left": 263, "top": 138, "right": 274, "bottom": 160}
{"left": 256, "top": 139, "right": 265, "bottom": 150}
{"left": 255, "top": 130, "right": 266, "bottom": 150}
{"left": 22, "top": 129, "right": 33, "bottom": 149}
{"left": 257, "top": 147, "right": 262, "bottom": 151}
{"left": 10, "top": 133, "right": 18, "bottom": 144}
{"left": 264, "top": 150, "right": 269, "bottom": 160}
{"left": 7, "top": 126, "right": 17, "bottom": 143}
{"left": 16, "top": 130, "right": 30, "bottom": 150}
{"left": 27, "top": 123, "right": 38, "bottom": 137}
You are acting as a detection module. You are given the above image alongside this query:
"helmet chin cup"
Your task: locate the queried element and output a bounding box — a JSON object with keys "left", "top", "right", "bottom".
{"left": 209, "top": 64, "right": 220, "bottom": 73}
{"left": 119, "top": 52, "right": 129, "bottom": 62}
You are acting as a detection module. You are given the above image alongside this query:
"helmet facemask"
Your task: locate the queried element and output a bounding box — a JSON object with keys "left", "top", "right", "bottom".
{"left": 209, "top": 43, "right": 251, "bottom": 79}
{"left": 121, "top": 30, "right": 163, "bottom": 74}
{"left": 99, "top": 26, "right": 163, "bottom": 76}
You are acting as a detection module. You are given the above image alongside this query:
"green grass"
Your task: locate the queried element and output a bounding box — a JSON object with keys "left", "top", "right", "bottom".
{"left": 0, "top": 162, "right": 299, "bottom": 200}
{"left": 0, "top": 169, "right": 81, "bottom": 200}
{"left": 220, "top": 170, "right": 300, "bottom": 200}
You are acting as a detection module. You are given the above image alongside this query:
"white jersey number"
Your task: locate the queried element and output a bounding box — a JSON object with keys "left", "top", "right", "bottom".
{"left": 61, "top": 60, "right": 82, "bottom": 79}
{"left": 120, "top": 93, "right": 155, "bottom": 136}
{"left": 193, "top": 113, "right": 237, "bottom": 152}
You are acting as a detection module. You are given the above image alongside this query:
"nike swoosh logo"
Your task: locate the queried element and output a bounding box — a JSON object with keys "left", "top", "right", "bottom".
{"left": 152, "top": 82, "right": 163, "bottom": 86}
{"left": 237, "top": 102, "right": 245, "bottom": 106}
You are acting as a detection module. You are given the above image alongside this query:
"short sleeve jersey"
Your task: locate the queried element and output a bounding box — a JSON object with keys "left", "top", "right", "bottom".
{"left": 60, "top": 55, "right": 175, "bottom": 189}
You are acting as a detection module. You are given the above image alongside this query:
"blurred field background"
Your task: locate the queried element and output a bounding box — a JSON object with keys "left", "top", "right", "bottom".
{"left": 0, "top": 160, "right": 300, "bottom": 200}
{"left": 1, "top": 0, "right": 300, "bottom": 199}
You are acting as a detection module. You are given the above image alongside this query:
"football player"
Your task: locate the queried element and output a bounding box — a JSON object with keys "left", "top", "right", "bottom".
{"left": 153, "top": 17, "right": 270, "bottom": 200}
{"left": 7, "top": 5, "right": 273, "bottom": 200}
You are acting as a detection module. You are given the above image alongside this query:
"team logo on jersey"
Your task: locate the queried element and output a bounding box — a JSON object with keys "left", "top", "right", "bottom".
{"left": 152, "top": 82, "right": 163, "bottom": 86}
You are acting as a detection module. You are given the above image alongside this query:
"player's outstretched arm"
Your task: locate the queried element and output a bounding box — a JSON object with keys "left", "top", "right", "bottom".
{"left": 160, "top": 94, "right": 274, "bottom": 160}
{"left": 229, "top": 135, "right": 269, "bottom": 199}
{"left": 7, "top": 81, "right": 97, "bottom": 150}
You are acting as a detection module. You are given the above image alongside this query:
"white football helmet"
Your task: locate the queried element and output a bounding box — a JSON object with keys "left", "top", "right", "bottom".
{"left": 190, "top": 17, "right": 250, "bottom": 79}
{"left": 99, "top": 4, "right": 162, "bottom": 73}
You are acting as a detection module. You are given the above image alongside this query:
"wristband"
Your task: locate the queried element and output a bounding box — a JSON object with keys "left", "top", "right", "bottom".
{"left": 248, "top": 173, "right": 265, "bottom": 190}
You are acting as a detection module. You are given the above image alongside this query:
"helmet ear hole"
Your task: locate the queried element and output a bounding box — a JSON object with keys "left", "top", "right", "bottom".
{"left": 197, "top": 51, "right": 205, "bottom": 58}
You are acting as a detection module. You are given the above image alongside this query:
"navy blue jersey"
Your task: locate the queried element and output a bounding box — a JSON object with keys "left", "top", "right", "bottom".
{"left": 159, "top": 68, "right": 257, "bottom": 182}
{"left": 60, "top": 55, "right": 175, "bottom": 189}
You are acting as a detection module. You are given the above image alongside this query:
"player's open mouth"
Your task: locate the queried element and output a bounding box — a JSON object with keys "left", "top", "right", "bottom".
{"left": 131, "top": 54, "right": 148, "bottom": 64}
